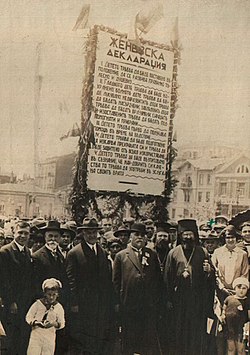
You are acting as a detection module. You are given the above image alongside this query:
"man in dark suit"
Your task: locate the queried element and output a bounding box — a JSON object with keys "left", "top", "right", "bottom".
{"left": 113, "top": 222, "right": 162, "bottom": 355}
{"left": 0, "top": 220, "right": 34, "bottom": 355}
{"left": 32, "top": 220, "right": 68, "bottom": 299}
{"left": 66, "top": 217, "right": 114, "bottom": 355}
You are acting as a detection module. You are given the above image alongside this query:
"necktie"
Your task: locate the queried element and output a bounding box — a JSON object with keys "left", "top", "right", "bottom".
{"left": 51, "top": 251, "right": 58, "bottom": 261}
{"left": 92, "top": 246, "right": 96, "bottom": 255}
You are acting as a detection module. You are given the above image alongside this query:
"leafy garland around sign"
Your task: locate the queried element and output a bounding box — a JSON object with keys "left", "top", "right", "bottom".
{"left": 69, "top": 25, "right": 180, "bottom": 225}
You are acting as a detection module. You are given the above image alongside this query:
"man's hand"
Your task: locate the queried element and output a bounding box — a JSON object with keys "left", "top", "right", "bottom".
{"left": 71, "top": 305, "right": 79, "bottom": 313}
{"left": 10, "top": 302, "right": 18, "bottom": 314}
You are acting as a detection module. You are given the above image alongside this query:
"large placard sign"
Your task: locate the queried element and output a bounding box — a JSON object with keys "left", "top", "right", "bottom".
{"left": 87, "top": 28, "right": 174, "bottom": 195}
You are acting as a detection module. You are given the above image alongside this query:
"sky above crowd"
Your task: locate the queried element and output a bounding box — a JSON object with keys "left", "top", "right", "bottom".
{"left": 0, "top": 0, "right": 249, "bottom": 177}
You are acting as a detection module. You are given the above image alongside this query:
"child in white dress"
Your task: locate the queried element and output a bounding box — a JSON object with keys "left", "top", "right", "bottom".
{"left": 26, "top": 278, "right": 65, "bottom": 355}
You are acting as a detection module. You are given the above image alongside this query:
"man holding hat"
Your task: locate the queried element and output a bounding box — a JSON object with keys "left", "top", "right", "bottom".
{"left": 66, "top": 217, "right": 114, "bottom": 354}
{"left": 113, "top": 222, "right": 162, "bottom": 355}
{"left": 164, "top": 219, "right": 215, "bottom": 355}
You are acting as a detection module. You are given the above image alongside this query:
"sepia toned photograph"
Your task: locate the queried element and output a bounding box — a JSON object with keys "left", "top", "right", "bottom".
{"left": 0, "top": 0, "right": 249, "bottom": 354}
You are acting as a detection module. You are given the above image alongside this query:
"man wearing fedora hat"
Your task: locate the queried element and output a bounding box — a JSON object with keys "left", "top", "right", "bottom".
{"left": 164, "top": 219, "right": 215, "bottom": 355}
{"left": 113, "top": 222, "right": 162, "bottom": 355}
{"left": 59, "top": 223, "right": 76, "bottom": 259}
{"left": 66, "top": 217, "right": 114, "bottom": 354}
{"left": 114, "top": 225, "right": 131, "bottom": 250}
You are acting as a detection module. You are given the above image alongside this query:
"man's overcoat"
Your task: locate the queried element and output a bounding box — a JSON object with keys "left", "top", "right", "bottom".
{"left": 66, "top": 241, "right": 114, "bottom": 354}
{"left": 113, "top": 245, "right": 162, "bottom": 354}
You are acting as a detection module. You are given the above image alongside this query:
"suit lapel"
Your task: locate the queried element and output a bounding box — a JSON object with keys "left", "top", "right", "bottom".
{"left": 127, "top": 246, "right": 143, "bottom": 274}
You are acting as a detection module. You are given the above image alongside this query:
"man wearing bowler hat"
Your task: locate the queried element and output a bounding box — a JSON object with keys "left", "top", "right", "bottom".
{"left": 113, "top": 222, "right": 162, "bottom": 355}
{"left": 66, "top": 217, "right": 114, "bottom": 354}
{"left": 164, "top": 219, "right": 215, "bottom": 355}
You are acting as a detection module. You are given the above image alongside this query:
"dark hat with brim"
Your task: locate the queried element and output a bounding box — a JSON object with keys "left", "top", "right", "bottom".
{"left": 107, "top": 236, "right": 122, "bottom": 248}
{"left": 60, "top": 223, "right": 76, "bottom": 239}
{"left": 155, "top": 221, "right": 172, "bottom": 233}
{"left": 40, "top": 220, "right": 62, "bottom": 234}
{"left": 202, "top": 230, "right": 220, "bottom": 241}
{"left": 229, "top": 209, "right": 250, "bottom": 230}
{"left": 114, "top": 226, "right": 131, "bottom": 237}
{"left": 130, "top": 222, "right": 146, "bottom": 236}
{"left": 78, "top": 218, "right": 102, "bottom": 230}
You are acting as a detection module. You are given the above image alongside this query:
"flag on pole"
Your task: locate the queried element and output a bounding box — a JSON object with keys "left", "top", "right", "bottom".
{"left": 72, "top": 4, "right": 91, "bottom": 31}
{"left": 128, "top": 1, "right": 164, "bottom": 49}
{"left": 136, "top": 2, "right": 164, "bottom": 34}
{"left": 60, "top": 123, "right": 81, "bottom": 141}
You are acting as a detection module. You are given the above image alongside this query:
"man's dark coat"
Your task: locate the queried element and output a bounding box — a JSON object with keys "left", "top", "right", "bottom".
{"left": 113, "top": 245, "right": 162, "bottom": 355}
{"left": 32, "top": 245, "right": 69, "bottom": 303}
{"left": 0, "top": 241, "right": 34, "bottom": 355}
{"left": 66, "top": 240, "right": 114, "bottom": 354}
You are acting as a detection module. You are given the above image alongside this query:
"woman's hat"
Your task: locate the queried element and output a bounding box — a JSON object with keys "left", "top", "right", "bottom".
{"left": 232, "top": 277, "right": 249, "bottom": 290}
{"left": 221, "top": 225, "right": 240, "bottom": 239}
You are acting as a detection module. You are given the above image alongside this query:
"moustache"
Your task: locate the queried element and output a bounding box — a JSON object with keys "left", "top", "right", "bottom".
{"left": 47, "top": 241, "right": 58, "bottom": 250}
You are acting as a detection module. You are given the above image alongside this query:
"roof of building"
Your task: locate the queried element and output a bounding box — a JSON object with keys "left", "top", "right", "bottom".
{"left": 176, "top": 157, "right": 226, "bottom": 171}
{"left": 215, "top": 153, "right": 250, "bottom": 174}
{"left": 0, "top": 182, "right": 54, "bottom": 195}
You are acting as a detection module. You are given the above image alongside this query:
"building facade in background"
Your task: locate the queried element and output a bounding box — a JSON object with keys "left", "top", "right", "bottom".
{"left": 169, "top": 146, "right": 250, "bottom": 223}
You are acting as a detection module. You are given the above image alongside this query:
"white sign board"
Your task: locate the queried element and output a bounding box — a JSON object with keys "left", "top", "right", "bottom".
{"left": 87, "top": 28, "right": 174, "bottom": 195}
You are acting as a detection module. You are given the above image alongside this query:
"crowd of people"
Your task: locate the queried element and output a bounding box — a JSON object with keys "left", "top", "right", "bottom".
{"left": 0, "top": 213, "right": 249, "bottom": 355}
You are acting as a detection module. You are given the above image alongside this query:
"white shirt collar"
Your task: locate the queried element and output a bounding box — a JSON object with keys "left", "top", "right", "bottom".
{"left": 14, "top": 241, "right": 25, "bottom": 252}
{"left": 86, "top": 242, "right": 97, "bottom": 254}
{"left": 45, "top": 244, "right": 58, "bottom": 253}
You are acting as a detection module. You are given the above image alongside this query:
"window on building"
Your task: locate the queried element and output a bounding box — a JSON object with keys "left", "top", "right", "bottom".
{"left": 207, "top": 174, "right": 211, "bottom": 185}
{"left": 206, "top": 192, "right": 210, "bottom": 202}
{"left": 184, "top": 209, "right": 189, "bottom": 218}
{"left": 0, "top": 203, "right": 4, "bottom": 213}
{"left": 198, "top": 192, "right": 202, "bottom": 203}
{"left": 172, "top": 209, "right": 176, "bottom": 219}
{"left": 220, "top": 183, "right": 227, "bottom": 195}
{"left": 236, "top": 165, "right": 249, "bottom": 173}
{"left": 237, "top": 183, "right": 245, "bottom": 197}
{"left": 184, "top": 191, "right": 190, "bottom": 202}
{"left": 199, "top": 174, "right": 203, "bottom": 185}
